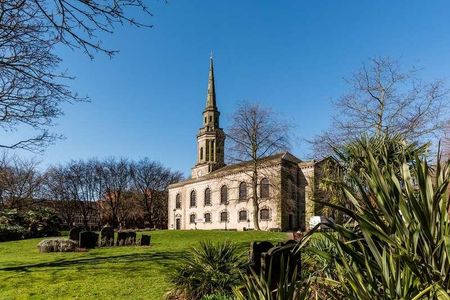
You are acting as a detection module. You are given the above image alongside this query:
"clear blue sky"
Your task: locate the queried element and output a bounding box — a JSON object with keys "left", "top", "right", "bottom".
{"left": 10, "top": 0, "right": 450, "bottom": 176}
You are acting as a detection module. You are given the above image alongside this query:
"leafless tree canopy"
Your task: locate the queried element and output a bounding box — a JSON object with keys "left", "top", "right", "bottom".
{"left": 0, "top": 1, "right": 152, "bottom": 151}
{"left": 130, "top": 158, "right": 182, "bottom": 228}
{"left": 311, "top": 57, "right": 449, "bottom": 157}
{"left": 0, "top": 154, "right": 44, "bottom": 210}
{"left": 227, "top": 102, "right": 291, "bottom": 163}
{"left": 226, "top": 102, "right": 291, "bottom": 230}
{"left": 442, "top": 120, "right": 450, "bottom": 160}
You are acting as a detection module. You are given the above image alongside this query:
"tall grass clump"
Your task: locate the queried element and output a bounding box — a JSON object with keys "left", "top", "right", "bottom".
{"left": 169, "top": 240, "right": 246, "bottom": 300}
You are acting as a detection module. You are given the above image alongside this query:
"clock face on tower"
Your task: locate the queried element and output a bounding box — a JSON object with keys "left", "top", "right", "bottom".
{"left": 197, "top": 170, "right": 204, "bottom": 177}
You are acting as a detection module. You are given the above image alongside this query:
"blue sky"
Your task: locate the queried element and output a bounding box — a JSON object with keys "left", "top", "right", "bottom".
{"left": 9, "top": 0, "right": 450, "bottom": 175}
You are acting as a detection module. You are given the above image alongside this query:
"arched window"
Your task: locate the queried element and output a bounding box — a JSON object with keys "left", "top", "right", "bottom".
{"left": 220, "top": 211, "right": 228, "bottom": 222}
{"left": 220, "top": 185, "right": 228, "bottom": 204}
{"left": 204, "top": 213, "right": 211, "bottom": 223}
{"left": 175, "top": 194, "right": 181, "bottom": 209}
{"left": 189, "top": 213, "right": 196, "bottom": 223}
{"left": 190, "top": 190, "right": 196, "bottom": 207}
{"left": 260, "top": 178, "right": 270, "bottom": 198}
{"left": 260, "top": 208, "right": 270, "bottom": 220}
{"left": 238, "top": 210, "right": 248, "bottom": 222}
{"left": 200, "top": 147, "right": 203, "bottom": 160}
{"left": 204, "top": 188, "right": 211, "bottom": 206}
{"left": 239, "top": 182, "right": 247, "bottom": 201}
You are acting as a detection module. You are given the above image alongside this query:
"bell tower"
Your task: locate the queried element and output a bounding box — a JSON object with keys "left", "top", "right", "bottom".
{"left": 191, "top": 56, "right": 225, "bottom": 178}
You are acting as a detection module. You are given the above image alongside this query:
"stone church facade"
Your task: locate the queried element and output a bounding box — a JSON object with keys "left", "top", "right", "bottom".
{"left": 168, "top": 58, "right": 327, "bottom": 231}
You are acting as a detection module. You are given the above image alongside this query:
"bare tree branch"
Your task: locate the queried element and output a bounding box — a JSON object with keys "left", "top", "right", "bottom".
{"left": 226, "top": 102, "right": 291, "bottom": 230}
{"left": 310, "top": 57, "right": 450, "bottom": 157}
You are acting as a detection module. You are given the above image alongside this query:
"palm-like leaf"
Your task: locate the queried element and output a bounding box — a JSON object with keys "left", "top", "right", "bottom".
{"left": 316, "top": 137, "right": 450, "bottom": 299}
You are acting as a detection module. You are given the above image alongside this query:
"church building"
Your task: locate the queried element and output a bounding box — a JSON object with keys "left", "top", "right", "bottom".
{"left": 168, "top": 57, "right": 327, "bottom": 231}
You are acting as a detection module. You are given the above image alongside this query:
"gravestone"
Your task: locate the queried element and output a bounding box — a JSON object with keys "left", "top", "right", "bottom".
{"left": 116, "top": 231, "right": 137, "bottom": 246}
{"left": 140, "top": 235, "right": 151, "bottom": 246}
{"left": 79, "top": 231, "right": 99, "bottom": 249}
{"left": 261, "top": 242, "right": 301, "bottom": 291}
{"left": 249, "top": 241, "right": 274, "bottom": 274}
{"left": 277, "top": 239, "right": 297, "bottom": 247}
{"left": 125, "top": 231, "right": 136, "bottom": 245}
{"left": 117, "top": 231, "right": 127, "bottom": 246}
{"left": 100, "top": 226, "right": 114, "bottom": 247}
{"left": 68, "top": 226, "right": 83, "bottom": 242}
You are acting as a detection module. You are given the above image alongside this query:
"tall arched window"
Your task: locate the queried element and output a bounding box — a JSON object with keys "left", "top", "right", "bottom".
{"left": 260, "top": 178, "right": 270, "bottom": 198}
{"left": 220, "top": 185, "right": 228, "bottom": 204}
{"left": 239, "top": 182, "right": 247, "bottom": 201}
{"left": 190, "top": 190, "right": 196, "bottom": 207}
{"left": 204, "top": 188, "right": 211, "bottom": 206}
{"left": 175, "top": 193, "right": 181, "bottom": 209}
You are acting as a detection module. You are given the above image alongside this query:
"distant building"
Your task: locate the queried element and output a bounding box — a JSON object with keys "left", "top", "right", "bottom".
{"left": 168, "top": 58, "right": 328, "bottom": 231}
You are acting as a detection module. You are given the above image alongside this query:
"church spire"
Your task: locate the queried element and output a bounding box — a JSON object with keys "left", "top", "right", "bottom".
{"left": 191, "top": 55, "right": 225, "bottom": 179}
{"left": 206, "top": 55, "right": 216, "bottom": 109}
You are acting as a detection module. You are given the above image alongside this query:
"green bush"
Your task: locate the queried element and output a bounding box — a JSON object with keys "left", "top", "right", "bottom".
{"left": 170, "top": 240, "right": 246, "bottom": 300}
{"left": 0, "top": 208, "right": 61, "bottom": 242}
{"left": 0, "top": 224, "right": 26, "bottom": 242}
{"left": 201, "top": 293, "right": 234, "bottom": 300}
{"left": 24, "top": 207, "right": 61, "bottom": 238}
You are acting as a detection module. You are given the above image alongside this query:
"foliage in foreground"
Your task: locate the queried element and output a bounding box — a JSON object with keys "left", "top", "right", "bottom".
{"left": 169, "top": 240, "right": 247, "bottom": 300}
{"left": 234, "top": 256, "right": 310, "bottom": 300}
{"left": 314, "top": 139, "right": 450, "bottom": 299}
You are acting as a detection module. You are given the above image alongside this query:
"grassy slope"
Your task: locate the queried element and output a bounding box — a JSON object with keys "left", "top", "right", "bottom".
{"left": 0, "top": 230, "right": 287, "bottom": 300}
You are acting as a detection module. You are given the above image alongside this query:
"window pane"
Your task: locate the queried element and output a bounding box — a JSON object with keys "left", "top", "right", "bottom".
{"left": 190, "top": 190, "right": 196, "bottom": 207}
{"left": 239, "top": 210, "right": 247, "bottom": 221}
{"left": 260, "top": 209, "right": 270, "bottom": 220}
{"left": 204, "top": 213, "right": 211, "bottom": 223}
{"left": 239, "top": 182, "right": 247, "bottom": 200}
{"left": 220, "top": 185, "right": 228, "bottom": 204}
{"left": 176, "top": 194, "right": 181, "bottom": 209}
{"left": 220, "top": 211, "right": 228, "bottom": 222}
{"left": 190, "top": 214, "right": 196, "bottom": 223}
{"left": 260, "top": 178, "right": 269, "bottom": 198}
{"left": 204, "top": 188, "right": 211, "bottom": 205}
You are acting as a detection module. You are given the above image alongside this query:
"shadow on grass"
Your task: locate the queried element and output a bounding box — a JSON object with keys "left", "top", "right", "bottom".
{"left": 0, "top": 251, "right": 184, "bottom": 273}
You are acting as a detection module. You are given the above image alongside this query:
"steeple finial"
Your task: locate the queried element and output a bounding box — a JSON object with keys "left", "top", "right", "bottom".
{"left": 206, "top": 55, "right": 216, "bottom": 109}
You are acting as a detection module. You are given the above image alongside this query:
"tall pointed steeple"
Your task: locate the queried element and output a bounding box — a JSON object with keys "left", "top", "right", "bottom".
{"left": 191, "top": 56, "right": 226, "bottom": 179}
{"left": 206, "top": 56, "right": 216, "bottom": 109}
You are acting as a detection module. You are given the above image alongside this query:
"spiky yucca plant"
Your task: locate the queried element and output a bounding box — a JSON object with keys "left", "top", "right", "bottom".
{"left": 170, "top": 240, "right": 246, "bottom": 300}
{"left": 314, "top": 141, "right": 450, "bottom": 299}
{"left": 320, "top": 134, "right": 429, "bottom": 217}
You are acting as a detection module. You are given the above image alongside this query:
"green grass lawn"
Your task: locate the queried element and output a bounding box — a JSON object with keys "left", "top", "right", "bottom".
{"left": 0, "top": 230, "right": 287, "bottom": 299}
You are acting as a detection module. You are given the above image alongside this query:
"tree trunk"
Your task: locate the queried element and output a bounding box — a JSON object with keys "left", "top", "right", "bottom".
{"left": 252, "top": 168, "right": 260, "bottom": 230}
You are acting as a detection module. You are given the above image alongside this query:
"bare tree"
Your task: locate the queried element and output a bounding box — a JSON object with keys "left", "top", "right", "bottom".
{"left": 311, "top": 57, "right": 449, "bottom": 157}
{"left": 442, "top": 120, "right": 450, "bottom": 160}
{"left": 43, "top": 166, "right": 79, "bottom": 227}
{"left": 63, "top": 160, "right": 100, "bottom": 228}
{"left": 227, "top": 102, "right": 291, "bottom": 230}
{"left": 0, "top": 154, "right": 44, "bottom": 210}
{"left": 97, "top": 158, "right": 131, "bottom": 228}
{"left": 0, "top": 1, "right": 152, "bottom": 151}
{"left": 130, "top": 158, "right": 182, "bottom": 228}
